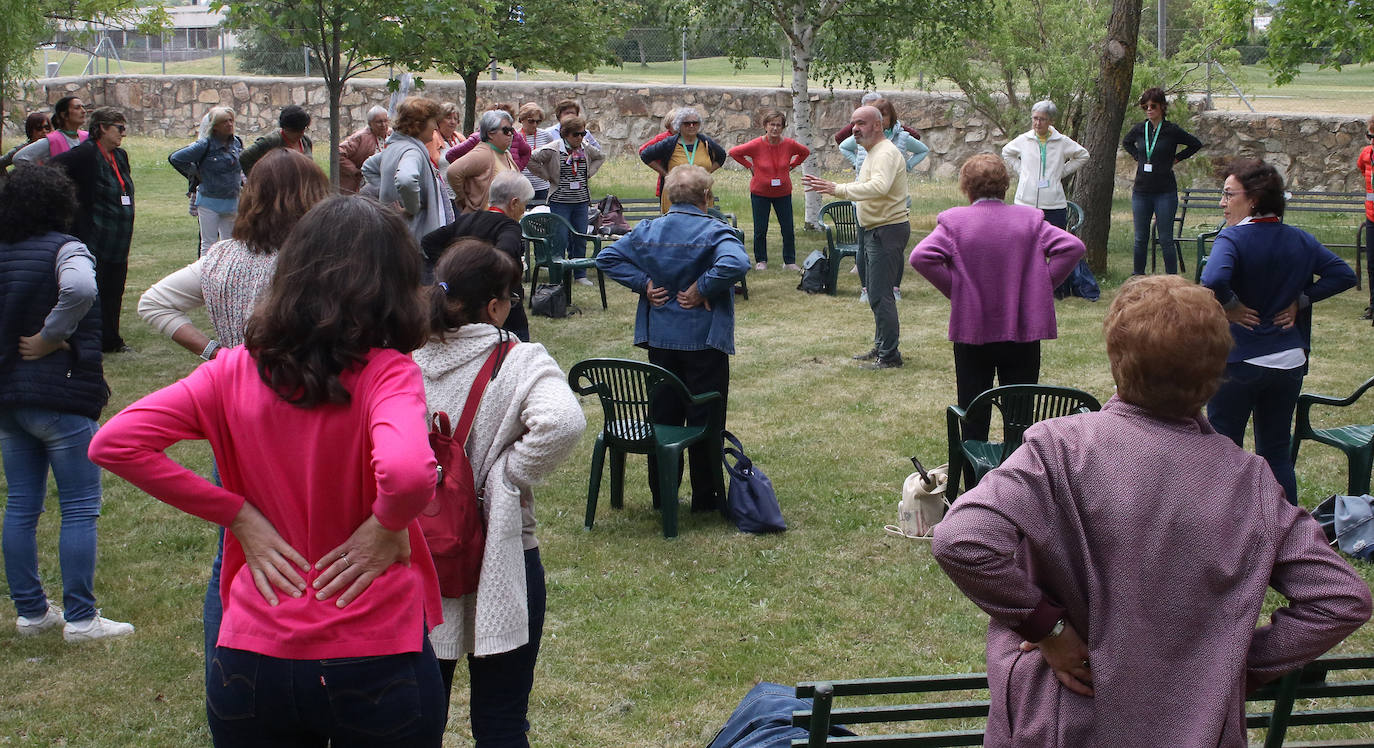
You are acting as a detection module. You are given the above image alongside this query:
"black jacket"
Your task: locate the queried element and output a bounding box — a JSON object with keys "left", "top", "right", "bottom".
{"left": 421, "top": 211, "right": 530, "bottom": 341}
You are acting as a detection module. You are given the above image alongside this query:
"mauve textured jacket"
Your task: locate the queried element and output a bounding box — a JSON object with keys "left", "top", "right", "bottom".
{"left": 910, "top": 200, "right": 1084, "bottom": 344}
{"left": 933, "top": 397, "right": 1371, "bottom": 747}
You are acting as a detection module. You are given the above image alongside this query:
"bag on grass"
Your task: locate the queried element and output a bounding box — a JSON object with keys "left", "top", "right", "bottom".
{"left": 885, "top": 460, "right": 950, "bottom": 540}
{"left": 797, "top": 249, "right": 828, "bottom": 294}
{"left": 722, "top": 431, "right": 785, "bottom": 533}
{"left": 531, "top": 283, "right": 578, "bottom": 318}
{"left": 1317, "top": 494, "right": 1374, "bottom": 561}
{"left": 707, "top": 681, "right": 855, "bottom": 747}
{"left": 418, "top": 338, "right": 514, "bottom": 598}
{"left": 594, "top": 194, "right": 632, "bottom": 235}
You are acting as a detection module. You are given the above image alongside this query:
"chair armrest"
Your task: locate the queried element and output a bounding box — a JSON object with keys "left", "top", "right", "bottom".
{"left": 1299, "top": 376, "right": 1374, "bottom": 409}
{"left": 821, "top": 222, "right": 835, "bottom": 252}
{"left": 688, "top": 389, "right": 723, "bottom": 408}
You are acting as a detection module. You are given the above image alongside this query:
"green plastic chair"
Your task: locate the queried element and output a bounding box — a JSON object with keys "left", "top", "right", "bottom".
{"left": 520, "top": 212, "right": 607, "bottom": 309}
{"left": 819, "top": 201, "right": 861, "bottom": 296}
{"left": 707, "top": 207, "right": 748, "bottom": 300}
{"left": 1290, "top": 374, "right": 1374, "bottom": 496}
{"left": 567, "top": 358, "right": 725, "bottom": 539}
{"left": 946, "top": 384, "right": 1101, "bottom": 502}
{"left": 1065, "top": 200, "right": 1084, "bottom": 234}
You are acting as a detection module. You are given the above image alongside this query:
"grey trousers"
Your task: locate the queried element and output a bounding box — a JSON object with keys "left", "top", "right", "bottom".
{"left": 864, "top": 221, "right": 910, "bottom": 360}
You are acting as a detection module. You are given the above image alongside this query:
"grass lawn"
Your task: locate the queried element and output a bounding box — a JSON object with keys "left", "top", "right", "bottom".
{"left": 1, "top": 138, "right": 1371, "bottom": 745}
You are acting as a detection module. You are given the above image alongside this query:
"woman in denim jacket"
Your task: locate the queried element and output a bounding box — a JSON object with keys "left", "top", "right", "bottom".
{"left": 170, "top": 107, "right": 244, "bottom": 255}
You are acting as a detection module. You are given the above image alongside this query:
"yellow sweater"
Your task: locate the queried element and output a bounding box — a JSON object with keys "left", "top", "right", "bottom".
{"left": 831, "top": 138, "right": 909, "bottom": 229}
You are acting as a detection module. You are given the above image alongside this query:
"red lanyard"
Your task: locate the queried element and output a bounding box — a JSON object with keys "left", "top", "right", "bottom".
{"left": 98, "top": 144, "right": 127, "bottom": 194}
{"left": 1250, "top": 216, "right": 1280, "bottom": 223}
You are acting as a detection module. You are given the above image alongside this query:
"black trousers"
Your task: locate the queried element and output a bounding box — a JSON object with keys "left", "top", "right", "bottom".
{"left": 953, "top": 341, "right": 1041, "bottom": 442}
{"left": 96, "top": 260, "right": 128, "bottom": 352}
{"left": 647, "top": 347, "right": 729, "bottom": 511}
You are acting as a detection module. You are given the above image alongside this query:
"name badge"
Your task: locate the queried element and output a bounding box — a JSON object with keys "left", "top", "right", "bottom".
{"left": 1143, "top": 163, "right": 1154, "bottom": 173}
{"left": 1037, "top": 179, "right": 1051, "bottom": 189}
{"left": 567, "top": 181, "right": 581, "bottom": 190}
{"left": 121, "top": 195, "right": 132, "bottom": 206}
{"left": 771, "top": 178, "right": 782, "bottom": 187}
{"left": 1366, "top": 192, "right": 1374, "bottom": 202}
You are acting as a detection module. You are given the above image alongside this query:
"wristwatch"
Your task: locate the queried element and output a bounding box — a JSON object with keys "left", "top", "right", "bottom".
{"left": 200, "top": 339, "right": 221, "bottom": 361}
{"left": 1046, "top": 617, "right": 1066, "bottom": 639}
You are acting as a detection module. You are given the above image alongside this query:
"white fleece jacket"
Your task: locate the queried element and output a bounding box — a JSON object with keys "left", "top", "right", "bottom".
{"left": 413, "top": 324, "right": 585, "bottom": 658}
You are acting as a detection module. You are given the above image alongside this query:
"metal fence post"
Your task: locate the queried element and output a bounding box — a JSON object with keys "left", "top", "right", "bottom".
{"left": 161, "top": 32, "right": 166, "bottom": 74}
{"left": 681, "top": 27, "right": 687, "bottom": 85}
{"left": 304, "top": 47, "right": 310, "bottom": 77}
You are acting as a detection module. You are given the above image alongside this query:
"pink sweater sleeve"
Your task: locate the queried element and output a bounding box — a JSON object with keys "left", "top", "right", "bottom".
{"left": 910, "top": 223, "right": 955, "bottom": 299}
{"left": 1040, "top": 222, "right": 1087, "bottom": 288}
{"left": 511, "top": 131, "right": 532, "bottom": 171}
{"left": 88, "top": 366, "right": 246, "bottom": 528}
{"left": 446, "top": 133, "right": 480, "bottom": 164}
{"left": 364, "top": 360, "right": 438, "bottom": 531}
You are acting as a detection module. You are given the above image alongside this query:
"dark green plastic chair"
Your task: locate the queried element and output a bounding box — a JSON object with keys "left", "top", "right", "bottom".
{"left": 520, "top": 212, "right": 607, "bottom": 309}
{"left": 1290, "top": 374, "right": 1374, "bottom": 496}
{"left": 1065, "top": 200, "right": 1084, "bottom": 234}
{"left": 707, "top": 207, "right": 748, "bottom": 300}
{"left": 819, "top": 201, "right": 861, "bottom": 296}
{"left": 567, "top": 358, "right": 725, "bottom": 538}
{"left": 946, "top": 385, "right": 1101, "bottom": 502}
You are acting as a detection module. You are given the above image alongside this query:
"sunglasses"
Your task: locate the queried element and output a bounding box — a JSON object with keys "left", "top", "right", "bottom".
{"left": 522, "top": 118, "right": 541, "bottom": 124}
{"left": 1367, "top": 132, "right": 1374, "bottom": 140}
{"left": 498, "top": 126, "right": 515, "bottom": 135}
{"left": 568, "top": 131, "right": 587, "bottom": 137}
{"left": 110, "top": 124, "right": 126, "bottom": 133}
{"left": 680, "top": 121, "right": 701, "bottom": 126}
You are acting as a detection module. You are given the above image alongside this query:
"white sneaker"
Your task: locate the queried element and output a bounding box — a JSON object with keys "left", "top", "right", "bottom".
{"left": 859, "top": 289, "right": 869, "bottom": 304}
{"left": 63, "top": 613, "right": 134, "bottom": 643}
{"left": 755, "top": 262, "right": 767, "bottom": 271}
{"left": 574, "top": 277, "right": 594, "bottom": 286}
{"left": 16, "top": 604, "right": 63, "bottom": 636}
{"left": 893, "top": 287, "right": 902, "bottom": 301}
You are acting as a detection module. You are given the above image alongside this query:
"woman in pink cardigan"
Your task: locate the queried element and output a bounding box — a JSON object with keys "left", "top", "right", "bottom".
{"left": 932, "top": 275, "right": 1370, "bottom": 747}
{"left": 910, "top": 154, "right": 1084, "bottom": 440}
{"left": 90, "top": 197, "right": 446, "bottom": 746}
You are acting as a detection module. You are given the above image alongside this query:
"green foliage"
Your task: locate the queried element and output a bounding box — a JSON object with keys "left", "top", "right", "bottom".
{"left": 1253, "top": 0, "right": 1374, "bottom": 84}
{"left": 234, "top": 26, "right": 306, "bottom": 75}
{"left": 897, "top": 0, "right": 1109, "bottom": 140}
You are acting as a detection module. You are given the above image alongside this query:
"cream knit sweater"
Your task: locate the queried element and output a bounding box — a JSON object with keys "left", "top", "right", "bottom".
{"left": 413, "top": 324, "right": 585, "bottom": 659}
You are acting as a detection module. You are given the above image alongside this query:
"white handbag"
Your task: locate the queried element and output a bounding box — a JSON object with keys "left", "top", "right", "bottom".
{"left": 885, "top": 459, "right": 949, "bottom": 540}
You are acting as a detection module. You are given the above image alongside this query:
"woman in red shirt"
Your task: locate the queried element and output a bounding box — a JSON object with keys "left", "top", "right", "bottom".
{"left": 728, "top": 109, "right": 810, "bottom": 270}
{"left": 90, "top": 197, "right": 445, "bottom": 746}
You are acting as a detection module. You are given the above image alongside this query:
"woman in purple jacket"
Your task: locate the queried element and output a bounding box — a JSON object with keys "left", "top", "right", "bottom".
{"left": 933, "top": 275, "right": 1370, "bottom": 747}
{"left": 910, "top": 154, "right": 1084, "bottom": 440}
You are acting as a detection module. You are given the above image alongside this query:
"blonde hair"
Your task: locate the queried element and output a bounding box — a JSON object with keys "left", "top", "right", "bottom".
{"left": 199, "top": 106, "right": 235, "bottom": 140}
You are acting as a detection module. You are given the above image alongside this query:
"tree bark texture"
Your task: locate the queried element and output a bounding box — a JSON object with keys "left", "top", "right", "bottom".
{"left": 1077, "top": 0, "right": 1143, "bottom": 274}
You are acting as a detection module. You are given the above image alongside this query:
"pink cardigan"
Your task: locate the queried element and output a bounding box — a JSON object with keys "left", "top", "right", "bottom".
{"left": 910, "top": 200, "right": 1084, "bottom": 344}
{"left": 933, "top": 397, "right": 1371, "bottom": 746}
{"left": 89, "top": 346, "right": 442, "bottom": 659}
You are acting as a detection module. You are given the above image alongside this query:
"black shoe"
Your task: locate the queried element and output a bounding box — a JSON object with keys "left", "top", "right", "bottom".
{"left": 1361, "top": 306, "right": 1371, "bottom": 321}
{"left": 862, "top": 355, "right": 903, "bottom": 370}
{"left": 851, "top": 348, "right": 879, "bottom": 361}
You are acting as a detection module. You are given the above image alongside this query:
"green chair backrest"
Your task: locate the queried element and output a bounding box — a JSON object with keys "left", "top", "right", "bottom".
{"left": 521, "top": 212, "right": 572, "bottom": 265}
{"left": 966, "top": 384, "right": 1101, "bottom": 459}
{"left": 1065, "top": 200, "right": 1084, "bottom": 236}
{"left": 819, "top": 201, "right": 859, "bottom": 246}
{"left": 567, "top": 358, "right": 695, "bottom": 451}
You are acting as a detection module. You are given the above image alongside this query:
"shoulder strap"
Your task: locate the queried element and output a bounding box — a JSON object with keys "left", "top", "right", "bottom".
{"left": 453, "top": 337, "right": 517, "bottom": 444}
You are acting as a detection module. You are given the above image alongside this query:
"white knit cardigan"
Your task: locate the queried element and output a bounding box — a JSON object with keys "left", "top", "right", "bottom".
{"left": 412, "top": 324, "right": 585, "bottom": 659}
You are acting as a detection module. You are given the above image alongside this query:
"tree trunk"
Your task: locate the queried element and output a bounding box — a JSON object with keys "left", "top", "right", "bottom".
{"left": 790, "top": 18, "right": 821, "bottom": 228}
{"left": 1077, "top": 0, "right": 1143, "bottom": 274}
{"left": 461, "top": 70, "right": 481, "bottom": 135}
{"left": 326, "top": 28, "right": 342, "bottom": 190}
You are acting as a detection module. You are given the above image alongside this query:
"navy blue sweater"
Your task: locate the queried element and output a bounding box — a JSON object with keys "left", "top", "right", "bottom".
{"left": 1200, "top": 221, "right": 1355, "bottom": 363}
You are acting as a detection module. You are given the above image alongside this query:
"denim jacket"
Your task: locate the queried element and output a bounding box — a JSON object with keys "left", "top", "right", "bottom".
{"left": 169, "top": 136, "right": 243, "bottom": 200}
{"left": 597, "top": 204, "right": 750, "bottom": 354}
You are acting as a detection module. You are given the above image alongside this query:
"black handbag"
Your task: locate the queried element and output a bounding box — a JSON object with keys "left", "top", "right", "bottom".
{"left": 722, "top": 431, "right": 786, "bottom": 533}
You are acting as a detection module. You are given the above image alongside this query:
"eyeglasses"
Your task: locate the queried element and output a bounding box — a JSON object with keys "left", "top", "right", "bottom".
{"left": 1366, "top": 132, "right": 1374, "bottom": 140}
{"left": 110, "top": 124, "right": 126, "bottom": 133}
{"left": 1220, "top": 189, "right": 1244, "bottom": 201}
{"left": 569, "top": 131, "right": 587, "bottom": 137}
{"left": 680, "top": 121, "right": 701, "bottom": 126}
{"left": 522, "top": 118, "right": 541, "bottom": 124}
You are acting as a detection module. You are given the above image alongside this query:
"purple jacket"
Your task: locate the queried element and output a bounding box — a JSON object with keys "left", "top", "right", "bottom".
{"left": 933, "top": 397, "right": 1371, "bottom": 747}
{"left": 910, "top": 200, "right": 1083, "bottom": 344}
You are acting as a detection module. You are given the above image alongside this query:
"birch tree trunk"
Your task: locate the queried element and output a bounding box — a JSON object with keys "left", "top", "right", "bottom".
{"left": 789, "top": 19, "right": 822, "bottom": 228}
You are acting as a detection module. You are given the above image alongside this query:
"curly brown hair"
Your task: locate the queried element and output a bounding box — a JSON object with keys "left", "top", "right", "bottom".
{"left": 958, "top": 154, "right": 1010, "bottom": 201}
{"left": 395, "top": 97, "right": 443, "bottom": 138}
{"left": 0, "top": 165, "right": 78, "bottom": 242}
{"left": 1104, "top": 275, "right": 1232, "bottom": 419}
{"left": 231, "top": 150, "right": 330, "bottom": 254}
{"left": 244, "top": 196, "right": 429, "bottom": 407}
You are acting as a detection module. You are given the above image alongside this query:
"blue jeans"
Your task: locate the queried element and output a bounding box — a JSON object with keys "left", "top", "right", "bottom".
{"left": 204, "top": 525, "right": 225, "bottom": 687}
{"left": 0, "top": 408, "right": 102, "bottom": 622}
{"left": 1206, "top": 362, "right": 1304, "bottom": 505}
{"left": 749, "top": 193, "right": 796, "bottom": 264}
{"left": 1131, "top": 190, "right": 1180, "bottom": 275}
{"left": 207, "top": 639, "right": 445, "bottom": 747}
{"left": 549, "top": 200, "right": 590, "bottom": 279}
{"left": 438, "top": 547, "right": 548, "bottom": 747}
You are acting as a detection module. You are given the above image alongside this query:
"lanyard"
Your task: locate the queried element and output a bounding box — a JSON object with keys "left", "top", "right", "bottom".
{"left": 682, "top": 140, "right": 698, "bottom": 166}
{"left": 99, "top": 144, "right": 127, "bottom": 194}
{"left": 1037, "top": 137, "right": 1048, "bottom": 180}
{"left": 1143, "top": 121, "right": 1161, "bottom": 161}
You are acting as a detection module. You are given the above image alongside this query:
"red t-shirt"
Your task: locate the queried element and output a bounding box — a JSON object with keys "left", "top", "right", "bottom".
{"left": 1358, "top": 146, "right": 1374, "bottom": 222}
{"left": 727, "top": 136, "right": 810, "bottom": 198}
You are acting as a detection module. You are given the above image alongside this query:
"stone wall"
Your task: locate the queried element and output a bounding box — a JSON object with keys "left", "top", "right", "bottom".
{"left": 7, "top": 75, "right": 1369, "bottom": 190}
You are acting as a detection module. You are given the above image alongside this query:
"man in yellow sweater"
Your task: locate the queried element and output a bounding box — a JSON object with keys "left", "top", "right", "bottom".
{"left": 804, "top": 105, "right": 911, "bottom": 369}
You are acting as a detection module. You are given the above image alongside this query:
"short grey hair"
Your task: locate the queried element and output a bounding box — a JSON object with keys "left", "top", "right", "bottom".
{"left": 1031, "top": 99, "right": 1058, "bottom": 120}
{"left": 489, "top": 170, "right": 534, "bottom": 207}
{"left": 478, "top": 109, "right": 514, "bottom": 141}
{"left": 665, "top": 165, "right": 713, "bottom": 206}
{"left": 861, "top": 92, "right": 883, "bottom": 105}
{"left": 672, "top": 107, "right": 702, "bottom": 132}
{"left": 366, "top": 105, "right": 388, "bottom": 122}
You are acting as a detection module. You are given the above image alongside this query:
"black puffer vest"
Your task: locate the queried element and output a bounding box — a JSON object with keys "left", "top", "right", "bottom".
{"left": 0, "top": 232, "right": 108, "bottom": 420}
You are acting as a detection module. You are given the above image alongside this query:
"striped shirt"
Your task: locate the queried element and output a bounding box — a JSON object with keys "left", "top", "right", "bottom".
{"left": 549, "top": 153, "right": 591, "bottom": 204}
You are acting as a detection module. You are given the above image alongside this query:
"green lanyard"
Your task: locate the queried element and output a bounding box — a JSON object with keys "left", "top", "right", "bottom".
{"left": 682, "top": 140, "right": 698, "bottom": 166}
{"left": 1143, "top": 120, "right": 1161, "bottom": 161}
{"left": 1037, "top": 136, "right": 1049, "bottom": 180}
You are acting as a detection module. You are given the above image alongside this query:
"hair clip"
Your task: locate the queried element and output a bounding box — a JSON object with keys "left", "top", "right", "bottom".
{"left": 438, "top": 281, "right": 450, "bottom": 293}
